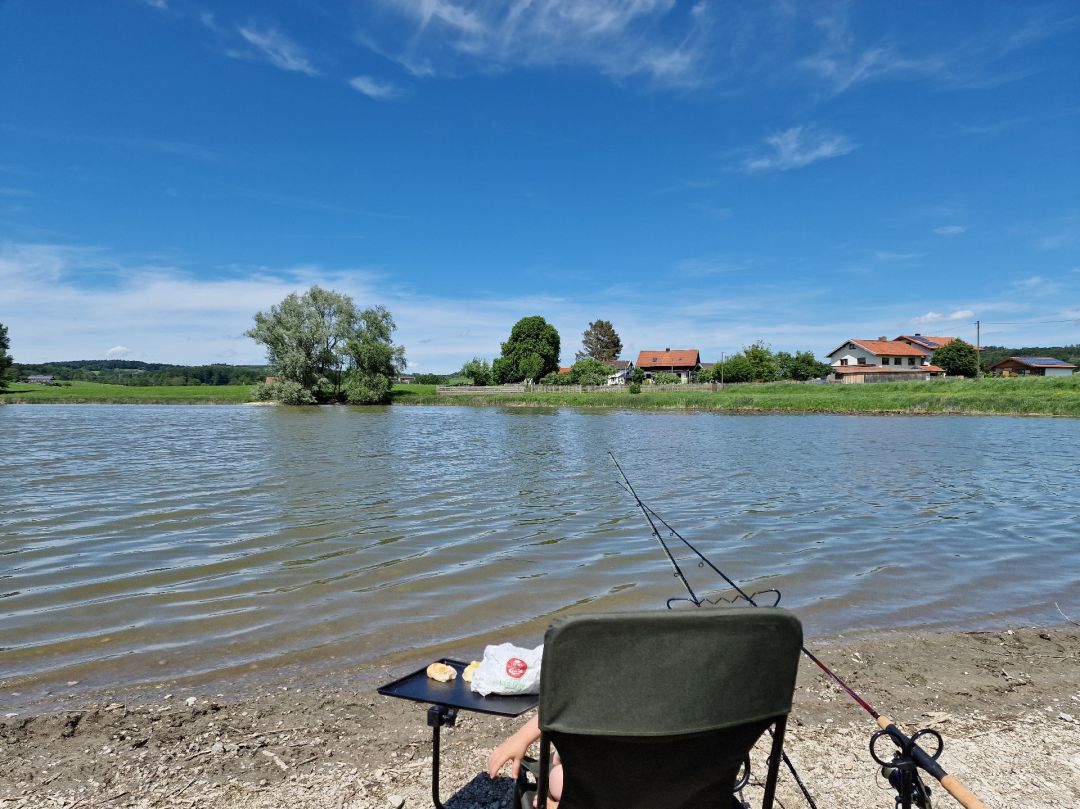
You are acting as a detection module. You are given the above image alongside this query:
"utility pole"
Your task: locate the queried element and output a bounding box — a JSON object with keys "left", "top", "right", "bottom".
{"left": 720, "top": 351, "right": 725, "bottom": 388}
{"left": 976, "top": 320, "right": 981, "bottom": 377}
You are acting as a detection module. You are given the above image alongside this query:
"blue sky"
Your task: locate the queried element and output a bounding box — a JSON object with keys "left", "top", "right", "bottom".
{"left": 1, "top": 0, "right": 1078, "bottom": 371}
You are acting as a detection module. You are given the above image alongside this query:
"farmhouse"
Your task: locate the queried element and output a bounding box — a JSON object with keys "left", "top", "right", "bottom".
{"left": 825, "top": 338, "right": 943, "bottom": 383}
{"left": 604, "top": 359, "right": 633, "bottom": 386}
{"left": 893, "top": 334, "right": 958, "bottom": 363}
{"left": 27, "top": 375, "right": 54, "bottom": 384}
{"left": 635, "top": 349, "right": 701, "bottom": 383}
{"left": 989, "top": 357, "right": 1077, "bottom": 377}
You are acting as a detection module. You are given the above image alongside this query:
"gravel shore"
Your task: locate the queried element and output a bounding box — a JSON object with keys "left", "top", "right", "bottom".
{"left": 2, "top": 626, "right": 1077, "bottom": 809}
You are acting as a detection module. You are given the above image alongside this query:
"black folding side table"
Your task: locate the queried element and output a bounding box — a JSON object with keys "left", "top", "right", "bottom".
{"left": 378, "top": 658, "right": 538, "bottom": 809}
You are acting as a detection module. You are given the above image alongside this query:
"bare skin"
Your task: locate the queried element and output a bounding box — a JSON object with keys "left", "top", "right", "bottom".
{"left": 486, "top": 714, "right": 563, "bottom": 809}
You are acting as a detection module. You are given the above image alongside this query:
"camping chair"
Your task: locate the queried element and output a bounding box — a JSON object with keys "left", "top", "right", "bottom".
{"left": 519, "top": 608, "right": 803, "bottom": 809}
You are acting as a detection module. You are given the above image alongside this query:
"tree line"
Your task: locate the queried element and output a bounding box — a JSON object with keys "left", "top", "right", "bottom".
{"left": 453, "top": 318, "right": 833, "bottom": 385}
{"left": 10, "top": 359, "right": 269, "bottom": 386}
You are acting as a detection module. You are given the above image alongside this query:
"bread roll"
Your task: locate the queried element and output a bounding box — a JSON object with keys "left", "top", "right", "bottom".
{"left": 426, "top": 662, "right": 457, "bottom": 682}
{"left": 462, "top": 660, "right": 481, "bottom": 683}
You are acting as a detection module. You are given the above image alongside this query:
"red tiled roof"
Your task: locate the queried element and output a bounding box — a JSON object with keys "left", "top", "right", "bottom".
{"left": 558, "top": 367, "right": 572, "bottom": 374}
{"left": 896, "top": 335, "right": 959, "bottom": 349}
{"left": 636, "top": 349, "right": 700, "bottom": 369}
{"left": 850, "top": 339, "right": 928, "bottom": 357}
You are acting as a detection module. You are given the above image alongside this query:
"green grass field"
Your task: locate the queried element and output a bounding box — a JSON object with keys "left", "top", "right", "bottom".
{"left": 4, "top": 377, "right": 1079, "bottom": 416}
{"left": 393, "top": 376, "right": 1080, "bottom": 417}
{"left": 0, "top": 380, "right": 255, "bottom": 404}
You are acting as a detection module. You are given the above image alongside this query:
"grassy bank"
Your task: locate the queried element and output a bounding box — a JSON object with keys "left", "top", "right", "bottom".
{"left": 394, "top": 376, "right": 1080, "bottom": 417}
{"left": 0, "top": 380, "right": 255, "bottom": 403}
{"left": 5, "top": 377, "right": 1079, "bottom": 416}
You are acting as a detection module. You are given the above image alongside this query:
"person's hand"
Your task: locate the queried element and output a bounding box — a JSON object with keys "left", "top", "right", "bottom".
{"left": 486, "top": 733, "right": 531, "bottom": 779}
{"left": 487, "top": 715, "right": 540, "bottom": 780}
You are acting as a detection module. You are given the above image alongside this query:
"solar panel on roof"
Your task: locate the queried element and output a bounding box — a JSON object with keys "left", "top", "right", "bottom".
{"left": 1017, "top": 357, "right": 1071, "bottom": 366}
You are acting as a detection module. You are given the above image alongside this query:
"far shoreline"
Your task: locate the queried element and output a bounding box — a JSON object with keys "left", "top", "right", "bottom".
{"left": 4, "top": 375, "right": 1080, "bottom": 418}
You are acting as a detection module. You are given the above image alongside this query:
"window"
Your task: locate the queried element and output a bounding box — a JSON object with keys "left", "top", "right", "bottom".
{"left": 881, "top": 358, "right": 890, "bottom": 365}
{"left": 840, "top": 358, "right": 849, "bottom": 366}
{"left": 908, "top": 357, "right": 916, "bottom": 366}
{"left": 857, "top": 357, "right": 866, "bottom": 365}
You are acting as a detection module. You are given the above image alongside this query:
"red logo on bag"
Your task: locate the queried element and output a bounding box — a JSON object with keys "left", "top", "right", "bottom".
{"left": 506, "top": 657, "right": 528, "bottom": 679}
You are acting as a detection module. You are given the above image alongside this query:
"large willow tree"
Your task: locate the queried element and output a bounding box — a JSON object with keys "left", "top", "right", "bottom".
{"left": 247, "top": 286, "right": 405, "bottom": 404}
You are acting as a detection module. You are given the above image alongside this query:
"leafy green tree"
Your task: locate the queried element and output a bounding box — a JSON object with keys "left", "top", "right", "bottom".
{"left": 254, "top": 378, "right": 317, "bottom": 405}
{"left": 494, "top": 316, "right": 561, "bottom": 383}
{"left": 576, "top": 320, "right": 623, "bottom": 363}
{"left": 461, "top": 357, "right": 493, "bottom": 386}
{"left": 0, "top": 322, "right": 12, "bottom": 389}
{"left": 652, "top": 371, "right": 680, "bottom": 385}
{"left": 247, "top": 287, "right": 403, "bottom": 404}
{"left": 932, "top": 339, "right": 979, "bottom": 377}
{"left": 776, "top": 350, "right": 832, "bottom": 381}
{"left": 247, "top": 286, "right": 356, "bottom": 401}
{"left": 343, "top": 305, "right": 406, "bottom": 404}
{"left": 630, "top": 366, "right": 646, "bottom": 385}
{"left": 743, "top": 341, "right": 781, "bottom": 382}
{"left": 539, "top": 371, "right": 575, "bottom": 386}
{"left": 719, "top": 354, "right": 754, "bottom": 383}
{"left": 571, "top": 358, "right": 610, "bottom": 385}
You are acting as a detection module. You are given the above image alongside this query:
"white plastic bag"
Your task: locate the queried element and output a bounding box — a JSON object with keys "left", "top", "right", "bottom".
{"left": 470, "top": 642, "right": 543, "bottom": 696}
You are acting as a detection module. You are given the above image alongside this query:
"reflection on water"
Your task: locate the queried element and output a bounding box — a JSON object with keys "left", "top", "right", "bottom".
{"left": 1, "top": 405, "right": 1077, "bottom": 706}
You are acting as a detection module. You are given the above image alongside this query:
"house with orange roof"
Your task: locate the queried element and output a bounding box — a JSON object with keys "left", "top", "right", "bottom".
{"left": 894, "top": 334, "right": 959, "bottom": 363}
{"left": 825, "top": 337, "right": 943, "bottom": 382}
{"left": 635, "top": 348, "right": 701, "bottom": 383}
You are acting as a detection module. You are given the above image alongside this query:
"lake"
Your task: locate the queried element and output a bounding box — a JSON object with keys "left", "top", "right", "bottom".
{"left": 1, "top": 404, "right": 1077, "bottom": 707}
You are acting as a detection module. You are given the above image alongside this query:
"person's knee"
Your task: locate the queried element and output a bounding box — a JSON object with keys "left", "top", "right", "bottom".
{"left": 548, "top": 764, "right": 563, "bottom": 801}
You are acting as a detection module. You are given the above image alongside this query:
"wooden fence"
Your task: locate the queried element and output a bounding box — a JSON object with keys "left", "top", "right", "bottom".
{"left": 437, "top": 382, "right": 763, "bottom": 395}
{"left": 436, "top": 384, "right": 527, "bottom": 395}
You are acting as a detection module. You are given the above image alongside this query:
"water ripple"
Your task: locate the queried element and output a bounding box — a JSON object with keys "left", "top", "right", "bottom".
{"left": 1, "top": 405, "right": 1077, "bottom": 707}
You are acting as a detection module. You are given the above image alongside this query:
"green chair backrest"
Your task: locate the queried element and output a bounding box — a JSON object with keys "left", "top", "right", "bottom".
{"left": 534, "top": 608, "right": 803, "bottom": 809}
{"left": 540, "top": 608, "right": 803, "bottom": 737}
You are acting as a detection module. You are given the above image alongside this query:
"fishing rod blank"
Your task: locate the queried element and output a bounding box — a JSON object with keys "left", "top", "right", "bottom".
{"left": 609, "top": 453, "right": 987, "bottom": 809}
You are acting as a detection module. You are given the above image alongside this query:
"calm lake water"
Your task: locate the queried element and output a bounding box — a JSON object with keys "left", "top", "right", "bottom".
{"left": 1, "top": 405, "right": 1077, "bottom": 707}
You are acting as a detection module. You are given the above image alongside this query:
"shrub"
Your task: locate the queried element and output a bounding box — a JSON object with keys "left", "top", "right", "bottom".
{"left": 253, "top": 379, "right": 317, "bottom": 405}
{"left": 629, "top": 383, "right": 641, "bottom": 394}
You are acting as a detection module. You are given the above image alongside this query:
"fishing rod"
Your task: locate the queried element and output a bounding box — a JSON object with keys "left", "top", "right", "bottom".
{"left": 609, "top": 453, "right": 987, "bottom": 809}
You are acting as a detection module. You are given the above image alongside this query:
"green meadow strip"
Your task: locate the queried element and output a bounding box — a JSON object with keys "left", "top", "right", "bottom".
{"left": 392, "top": 376, "right": 1080, "bottom": 417}
{"left": 5, "top": 377, "right": 1079, "bottom": 416}
{"left": 1, "top": 381, "right": 255, "bottom": 404}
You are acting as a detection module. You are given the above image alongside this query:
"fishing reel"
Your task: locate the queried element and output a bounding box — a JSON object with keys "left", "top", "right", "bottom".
{"left": 870, "top": 726, "right": 943, "bottom": 809}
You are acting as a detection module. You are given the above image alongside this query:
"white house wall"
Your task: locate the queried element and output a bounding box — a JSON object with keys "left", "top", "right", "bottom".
{"left": 829, "top": 345, "right": 926, "bottom": 368}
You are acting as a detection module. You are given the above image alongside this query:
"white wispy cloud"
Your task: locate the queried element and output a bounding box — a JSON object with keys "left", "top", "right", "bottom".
{"left": 4, "top": 242, "right": 1073, "bottom": 371}
{"left": 106, "top": 346, "right": 133, "bottom": 359}
{"left": 348, "top": 76, "right": 403, "bottom": 100}
{"left": 799, "top": 12, "right": 946, "bottom": 93}
{"left": 236, "top": 24, "right": 319, "bottom": 76}
{"left": 364, "top": 0, "right": 708, "bottom": 87}
{"left": 911, "top": 310, "right": 976, "bottom": 325}
{"left": 934, "top": 225, "right": 967, "bottom": 236}
{"left": 742, "top": 126, "right": 855, "bottom": 173}
{"left": 1011, "top": 275, "right": 1060, "bottom": 296}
